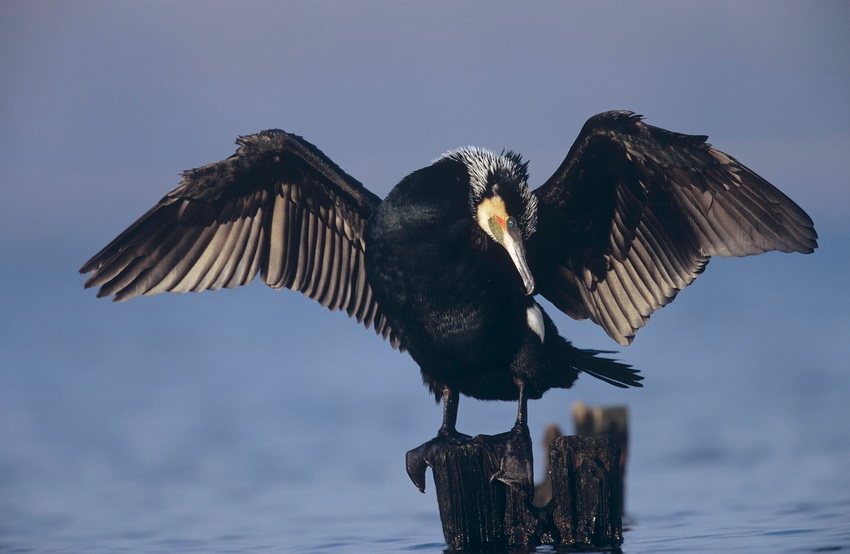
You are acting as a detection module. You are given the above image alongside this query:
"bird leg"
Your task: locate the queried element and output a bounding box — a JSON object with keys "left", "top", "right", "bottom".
{"left": 487, "top": 379, "right": 534, "bottom": 493}
{"left": 436, "top": 385, "right": 464, "bottom": 437}
{"left": 406, "top": 386, "right": 471, "bottom": 493}
{"left": 405, "top": 382, "right": 535, "bottom": 495}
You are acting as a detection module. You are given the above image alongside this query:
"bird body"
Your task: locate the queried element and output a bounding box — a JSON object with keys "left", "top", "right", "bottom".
{"left": 80, "top": 110, "right": 817, "bottom": 490}
{"left": 365, "top": 150, "right": 633, "bottom": 402}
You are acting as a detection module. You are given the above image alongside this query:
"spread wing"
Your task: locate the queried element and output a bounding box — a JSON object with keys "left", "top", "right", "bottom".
{"left": 530, "top": 111, "right": 818, "bottom": 346}
{"left": 80, "top": 130, "right": 399, "bottom": 346}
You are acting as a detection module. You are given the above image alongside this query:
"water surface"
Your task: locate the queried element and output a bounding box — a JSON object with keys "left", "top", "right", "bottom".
{"left": 1, "top": 245, "right": 848, "bottom": 552}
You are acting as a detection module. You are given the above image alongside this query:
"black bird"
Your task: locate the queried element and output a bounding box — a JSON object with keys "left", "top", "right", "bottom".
{"left": 80, "top": 111, "right": 817, "bottom": 491}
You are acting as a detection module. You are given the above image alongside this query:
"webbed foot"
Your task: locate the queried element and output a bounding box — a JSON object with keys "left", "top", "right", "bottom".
{"left": 483, "top": 423, "right": 534, "bottom": 494}
{"left": 405, "top": 430, "right": 472, "bottom": 493}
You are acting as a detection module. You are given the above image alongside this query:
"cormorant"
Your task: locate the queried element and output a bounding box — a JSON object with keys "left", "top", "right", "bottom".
{"left": 80, "top": 111, "right": 817, "bottom": 492}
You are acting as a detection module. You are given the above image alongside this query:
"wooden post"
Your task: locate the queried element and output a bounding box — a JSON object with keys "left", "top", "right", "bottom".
{"left": 548, "top": 435, "right": 623, "bottom": 546}
{"left": 572, "top": 402, "right": 630, "bottom": 513}
{"left": 424, "top": 433, "right": 623, "bottom": 550}
{"left": 532, "top": 423, "right": 563, "bottom": 507}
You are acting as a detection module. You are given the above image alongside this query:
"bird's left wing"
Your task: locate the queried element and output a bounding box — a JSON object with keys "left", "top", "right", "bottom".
{"left": 530, "top": 111, "right": 817, "bottom": 346}
{"left": 80, "top": 130, "right": 399, "bottom": 346}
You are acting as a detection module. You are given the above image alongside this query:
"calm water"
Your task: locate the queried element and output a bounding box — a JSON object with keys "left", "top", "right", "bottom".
{"left": 2, "top": 243, "right": 848, "bottom": 552}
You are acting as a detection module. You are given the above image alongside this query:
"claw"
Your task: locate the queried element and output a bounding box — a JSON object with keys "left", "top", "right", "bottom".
{"left": 405, "top": 443, "right": 431, "bottom": 493}
{"left": 405, "top": 431, "right": 472, "bottom": 492}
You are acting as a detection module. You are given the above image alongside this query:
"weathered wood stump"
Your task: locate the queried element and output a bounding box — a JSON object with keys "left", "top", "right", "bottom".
{"left": 572, "top": 402, "right": 630, "bottom": 513}
{"left": 424, "top": 433, "right": 623, "bottom": 551}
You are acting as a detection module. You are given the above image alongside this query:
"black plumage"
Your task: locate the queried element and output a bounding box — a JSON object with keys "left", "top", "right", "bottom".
{"left": 81, "top": 111, "right": 817, "bottom": 490}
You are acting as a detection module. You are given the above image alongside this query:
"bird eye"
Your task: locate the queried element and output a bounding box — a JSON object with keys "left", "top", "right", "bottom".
{"left": 506, "top": 217, "right": 517, "bottom": 230}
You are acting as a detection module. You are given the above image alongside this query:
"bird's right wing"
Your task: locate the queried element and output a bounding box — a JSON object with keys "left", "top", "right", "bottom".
{"left": 80, "top": 130, "right": 400, "bottom": 346}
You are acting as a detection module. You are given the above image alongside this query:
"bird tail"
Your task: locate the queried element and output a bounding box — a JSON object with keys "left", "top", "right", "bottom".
{"left": 544, "top": 332, "right": 643, "bottom": 390}
{"left": 567, "top": 344, "right": 644, "bottom": 388}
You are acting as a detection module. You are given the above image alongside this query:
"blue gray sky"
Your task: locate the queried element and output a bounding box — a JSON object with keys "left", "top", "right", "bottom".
{"left": 1, "top": 0, "right": 849, "bottom": 533}
{"left": 3, "top": 0, "right": 849, "bottom": 424}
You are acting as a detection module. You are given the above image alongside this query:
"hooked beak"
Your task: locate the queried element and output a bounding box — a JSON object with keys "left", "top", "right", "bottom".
{"left": 502, "top": 233, "right": 535, "bottom": 296}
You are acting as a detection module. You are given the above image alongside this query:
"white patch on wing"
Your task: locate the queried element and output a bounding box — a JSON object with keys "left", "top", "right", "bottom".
{"left": 526, "top": 302, "right": 545, "bottom": 343}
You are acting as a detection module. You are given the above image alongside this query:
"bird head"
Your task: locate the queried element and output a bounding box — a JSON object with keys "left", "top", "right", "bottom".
{"left": 441, "top": 148, "right": 538, "bottom": 295}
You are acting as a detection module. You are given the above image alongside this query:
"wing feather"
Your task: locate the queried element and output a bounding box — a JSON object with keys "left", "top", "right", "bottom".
{"left": 168, "top": 221, "right": 224, "bottom": 293}
{"left": 532, "top": 111, "right": 817, "bottom": 345}
{"left": 81, "top": 130, "right": 400, "bottom": 346}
